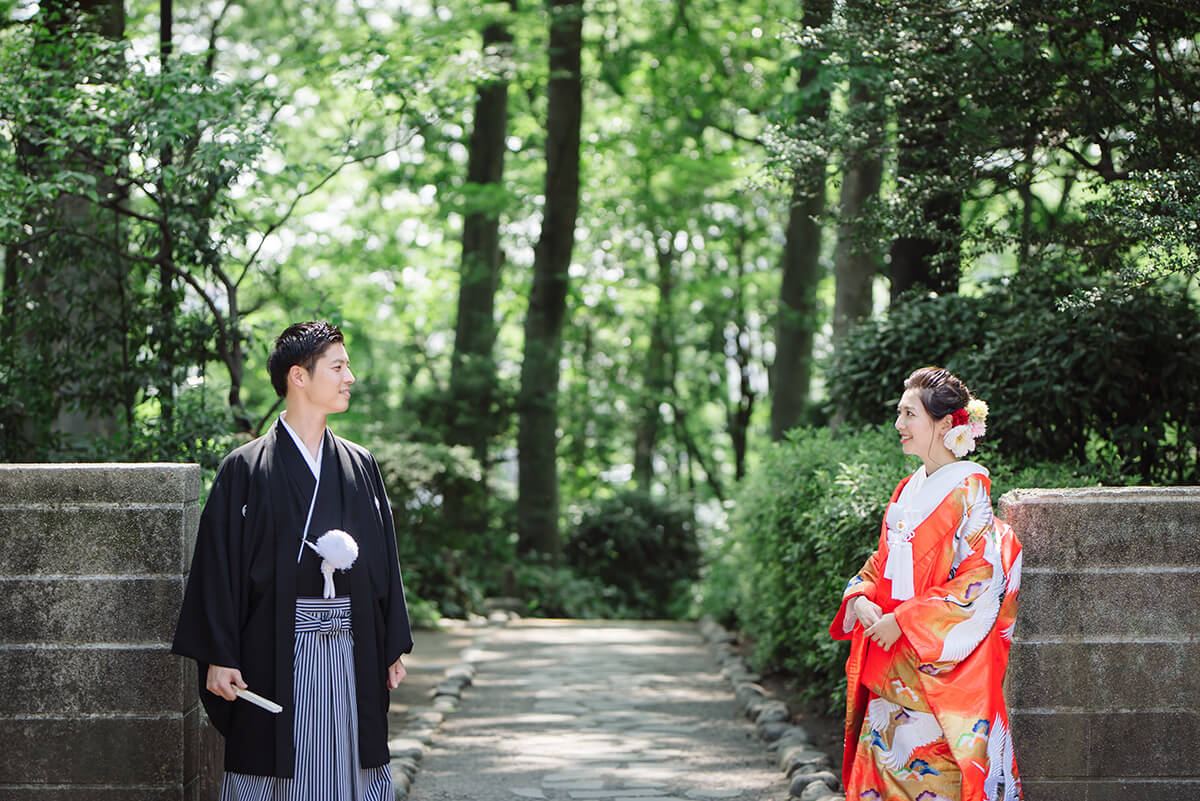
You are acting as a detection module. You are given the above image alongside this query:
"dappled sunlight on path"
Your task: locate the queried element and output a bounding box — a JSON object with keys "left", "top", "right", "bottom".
{"left": 408, "top": 619, "right": 788, "bottom": 801}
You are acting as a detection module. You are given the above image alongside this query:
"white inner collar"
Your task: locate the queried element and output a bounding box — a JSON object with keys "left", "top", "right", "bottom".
{"left": 881, "top": 460, "right": 987, "bottom": 601}
{"left": 887, "top": 460, "right": 988, "bottom": 537}
{"left": 279, "top": 412, "right": 324, "bottom": 479}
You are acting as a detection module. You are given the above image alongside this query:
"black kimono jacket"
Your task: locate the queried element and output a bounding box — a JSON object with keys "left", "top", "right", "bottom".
{"left": 172, "top": 421, "right": 413, "bottom": 777}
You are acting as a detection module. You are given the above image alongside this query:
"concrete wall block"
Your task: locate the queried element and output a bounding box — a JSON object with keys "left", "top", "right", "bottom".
{"left": 999, "top": 487, "right": 1200, "bottom": 568}
{"left": 181, "top": 702, "right": 225, "bottom": 801}
{"left": 1012, "top": 705, "right": 1200, "bottom": 777}
{"left": 0, "top": 463, "right": 216, "bottom": 800}
{"left": 0, "top": 788, "right": 185, "bottom": 800}
{"left": 0, "top": 464, "right": 201, "bottom": 506}
{"left": 181, "top": 501, "right": 202, "bottom": 572}
{"left": 1015, "top": 709, "right": 1200, "bottom": 780}
{"left": 0, "top": 507, "right": 192, "bottom": 575}
{"left": 1087, "top": 709, "right": 1200, "bottom": 777}
{"left": 1014, "top": 569, "right": 1197, "bottom": 638}
{"left": 1, "top": 577, "right": 184, "bottom": 644}
{"left": 1023, "top": 778, "right": 1200, "bottom": 801}
{"left": 1011, "top": 711, "right": 1090, "bottom": 779}
{"left": 1001, "top": 486, "right": 1200, "bottom": 799}
{"left": 199, "top": 712, "right": 224, "bottom": 800}
{"left": 1009, "top": 641, "right": 1198, "bottom": 711}
{"left": 0, "top": 717, "right": 185, "bottom": 785}
{"left": 0, "top": 646, "right": 188, "bottom": 715}
{"left": 182, "top": 697, "right": 224, "bottom": 796}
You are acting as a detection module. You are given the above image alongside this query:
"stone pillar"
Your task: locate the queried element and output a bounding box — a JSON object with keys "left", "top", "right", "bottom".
{"left": 0, "top": 464, "right": 221, "bottom": 800}
{"left": 999, "top": 487, "right": 1200, "bottom": 801}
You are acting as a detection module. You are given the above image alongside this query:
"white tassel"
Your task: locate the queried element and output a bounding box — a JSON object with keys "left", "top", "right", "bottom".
{"left": 305, "top": 529, "right": 359, "bottom": 599}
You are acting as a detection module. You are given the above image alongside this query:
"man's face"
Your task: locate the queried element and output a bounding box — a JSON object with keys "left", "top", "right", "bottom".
{"left": 296, "top": 342, "right": 355, "bottom": 415}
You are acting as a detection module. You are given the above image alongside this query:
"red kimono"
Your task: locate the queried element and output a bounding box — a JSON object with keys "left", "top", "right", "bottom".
{"left": 830, "top": 462, "right": 1023, "bottom": 801}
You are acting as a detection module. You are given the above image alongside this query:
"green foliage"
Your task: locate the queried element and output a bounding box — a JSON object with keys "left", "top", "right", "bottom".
{"left": 700, "top": 423, "right": 1104, "bottom": 712}
{"left": 4, "top": 0, "right": 1196, "bottom": 668}
{"left": 813, "top": 1, "right": 1199, "bottom": 281}
{"left": 565, "top": 490, "right": 700, "bottom": 619}
{"left": 1076, "top": 156, "right": 1200, "bottom": 291}
{"left": 0, "top": 4, "right": 277, "bottom": 459}
{"left": 509, "top": 560, "right": 629, "bottom": 619}
{"left": 69, "top": 384, "right": 239, "bottom": 473}
{"left": 401, "top": 591, "right": 445, "bottom": 630}
{"left": 827, "top": 269, "right": 1200, "bottom": 483}
{"left": 372, "top": 439, "right": 503, "bottom": 618}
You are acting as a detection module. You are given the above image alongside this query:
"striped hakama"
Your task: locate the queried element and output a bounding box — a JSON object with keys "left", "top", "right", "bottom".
{"left": 220, "top": 597, "right": 393, "bottom": 801}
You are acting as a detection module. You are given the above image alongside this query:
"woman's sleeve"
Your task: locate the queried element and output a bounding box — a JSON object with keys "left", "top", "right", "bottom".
{"left": 829, "top": 544, "right": 886, "bottom": 640}
{"left": 892, "top": 476, "right": 1003, "bottom": 673}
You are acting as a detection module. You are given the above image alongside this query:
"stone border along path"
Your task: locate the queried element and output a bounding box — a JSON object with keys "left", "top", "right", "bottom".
{"left": 386, "top": 615, "right": 504, "bottom": 798}
{"left": 696, "top": 619, "right": 845, "bottom": 801}
{"left": 388, "top": 615, "right": 849, "bottom": 801}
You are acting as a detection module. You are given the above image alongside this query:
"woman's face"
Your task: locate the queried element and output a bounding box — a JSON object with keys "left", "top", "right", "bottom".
{"left": 894, "top": 388, "right": 948, "bottom": 459}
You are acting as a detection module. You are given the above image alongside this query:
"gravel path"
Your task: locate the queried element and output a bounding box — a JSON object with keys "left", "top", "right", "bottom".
{"left": 405, "top": 619, "right": 792, "bottom": 801}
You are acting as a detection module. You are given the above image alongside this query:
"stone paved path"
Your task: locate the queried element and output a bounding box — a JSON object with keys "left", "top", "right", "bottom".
{"left": 407, "top": 619, "right": 790, "bottom": 801}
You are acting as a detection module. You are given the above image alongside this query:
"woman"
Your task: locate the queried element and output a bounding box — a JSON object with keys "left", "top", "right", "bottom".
{"left": 829, "top": 367, "right": 1023, "bottom": 801}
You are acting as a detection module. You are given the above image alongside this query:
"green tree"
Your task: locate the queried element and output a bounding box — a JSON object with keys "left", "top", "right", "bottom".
{"left": 831, "top": 69, "right": 883, "bottom": 346}
{"left": 0, "top": 0, "right": 272, "bottom": 460}
{"left": 444, "top": 0, "right": 519, "bottom": 538}
{"left": 516, "top": 0, "right": 584, "bottom": 557}
{"left": 769, "top": 0, "right": 833, "bottom": 440}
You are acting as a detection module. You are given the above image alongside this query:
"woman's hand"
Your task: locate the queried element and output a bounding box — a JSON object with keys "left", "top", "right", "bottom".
{"left": 387, "top": 656, "right": 407, "bottom": 689}
{"left": 864, "top": 613, "right": 902, "bottom": 651}
{"left": 852, "top": 596, "right": 883, "bottom": 629}
{"left": 206, "top": 665, "right": 247, "bottom": 701}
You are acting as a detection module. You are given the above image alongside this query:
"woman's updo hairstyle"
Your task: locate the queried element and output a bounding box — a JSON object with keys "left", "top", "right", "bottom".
{"left": 903, "top": 366, "right": 970, "bottom": 421}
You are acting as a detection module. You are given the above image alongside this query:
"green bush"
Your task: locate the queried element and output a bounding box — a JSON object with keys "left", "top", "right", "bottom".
{"left": 373, "top": 440, "right": 506, "bottom": 618}
{"left": 510, "top": 560, "right": 631, "bottom": 619}
{"left": 827, "top": 270, "right": 1200, "bottom": 484}
{"left": 565, "top": 490, "right": 700, "bottom": 619}
{"left": 702, "top": 423, "right": 1104, "bottom": 713}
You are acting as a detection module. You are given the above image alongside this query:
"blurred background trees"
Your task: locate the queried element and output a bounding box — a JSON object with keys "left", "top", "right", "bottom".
{"left": 2, "top": 0, "right": 1197, "bottom": 638}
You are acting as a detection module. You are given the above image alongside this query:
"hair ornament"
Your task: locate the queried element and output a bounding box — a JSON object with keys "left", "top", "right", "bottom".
{"left": 944, "top": 398, "right": 989, "bottom": 458}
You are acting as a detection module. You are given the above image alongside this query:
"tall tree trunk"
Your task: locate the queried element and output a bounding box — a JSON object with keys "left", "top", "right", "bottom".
{"left": 516, "top": 0, "right": 583, "bottom": 558}
{"left": 568, "top": 320, "right": 592, "bottom": 469}
{"left": 634, "top": 243, "right": 674, "bottom": 493}
{"left": 769, "top": 0, "right": 833, "bottom": 441}
{"left": 727, "top": 229, "right": 754, "bottom": 481}
{"left": 35, "top": 0, "right": 127, "bottom": 443}
{"left": 888, "top": 95, "right": 961, "bottom": 300}
{"left": 158, "top": 0, "right": 176, "bottom": 450}
{"left": 832, "top": 78, "right": 883, "bottom": 346}
{"left": 445, "top": 1, "right": 516, "bottom": 536}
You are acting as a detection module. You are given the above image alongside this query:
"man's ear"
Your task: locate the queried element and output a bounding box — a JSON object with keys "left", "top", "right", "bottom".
{"left": 288, "top": 364, "right": 307, "bottom": 391}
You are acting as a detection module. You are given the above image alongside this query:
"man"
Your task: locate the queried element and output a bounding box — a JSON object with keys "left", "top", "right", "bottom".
{"left": 173, "top": 321, "right": 411, "bottom": 800}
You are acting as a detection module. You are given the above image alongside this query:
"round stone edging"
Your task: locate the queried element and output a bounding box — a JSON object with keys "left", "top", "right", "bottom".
{"left": 386, "top": 612, "right": 512, "bottom": 800}
{"left": 697, "top": 617, "right": 846, "bottom": 801}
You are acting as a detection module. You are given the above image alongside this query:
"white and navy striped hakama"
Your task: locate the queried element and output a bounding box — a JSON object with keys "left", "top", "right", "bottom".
{"left": 220, "top": 597, "right": 393, "bottom": 801}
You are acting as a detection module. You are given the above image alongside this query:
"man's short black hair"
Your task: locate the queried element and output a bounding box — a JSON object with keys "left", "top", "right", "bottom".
{"left": 266, "top": 321, "right": 345, "bottom": 398}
